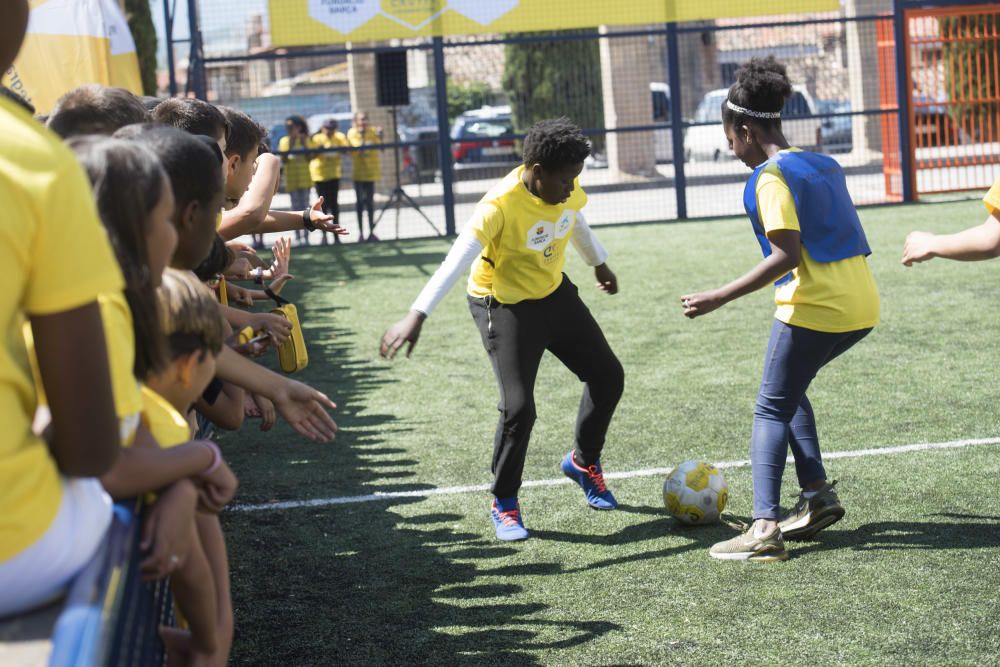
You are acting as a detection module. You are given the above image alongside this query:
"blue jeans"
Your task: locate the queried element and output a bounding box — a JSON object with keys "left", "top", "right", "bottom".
{"left": 751, "top": 320, "right": 871, "bottom": 520}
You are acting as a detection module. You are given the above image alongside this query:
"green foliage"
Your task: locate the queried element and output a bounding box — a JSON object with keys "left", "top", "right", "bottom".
{"left": 446, "top": 78, "right": 495, "bottom": 122}
{"left": 124, "top": 0, "right": 158, "bottom": 95}
{"left": 501, "top": 31, "right": 605, "bottom": 149}
{"left": 939, "top": 14, "right": 1000, "bottom": 141}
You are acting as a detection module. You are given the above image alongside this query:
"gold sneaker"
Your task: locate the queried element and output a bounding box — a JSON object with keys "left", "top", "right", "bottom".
{"left": 709, "top": 524, "right": 789, "bottom": 562}
{"left": 778, "top": 480, "right": 845, "bottom": 541}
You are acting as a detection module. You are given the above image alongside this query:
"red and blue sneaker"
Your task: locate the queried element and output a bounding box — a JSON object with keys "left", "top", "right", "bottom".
{"left": 560, "top": 451, "right": 618, "bottom": 510}
{"left": 491, "top": 497, "right": 529, "bottom": 541}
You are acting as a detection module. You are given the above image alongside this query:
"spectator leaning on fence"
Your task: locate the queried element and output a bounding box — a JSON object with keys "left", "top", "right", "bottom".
{"left": 311, "top": 118, "right": 350, "bottom": 245}
{"left": 279, "top": 115, "right": 316, "bottom": 245}
{"left": 0, "top": 0, "right": 122, "bottom": 617}
{"left": 347, "top": 110, "right": 382, "bottom": 242}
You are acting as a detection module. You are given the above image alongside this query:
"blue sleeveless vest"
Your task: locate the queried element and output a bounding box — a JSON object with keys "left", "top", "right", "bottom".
{"left": 743, "top": 151, "right": 871, "bottom": 287}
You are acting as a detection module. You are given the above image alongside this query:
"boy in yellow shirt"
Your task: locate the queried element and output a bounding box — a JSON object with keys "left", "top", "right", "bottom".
{"left": 311, "top": 118, "right": 349, "bottom": 244}
{"left": 0, "top": 0, "right": 122, "bottom": 617}
{"left": 347, "top": 110, "right": 382, "bottom": 242}
{"left": 381, "top": 118, "right": 624, "bottom": 541}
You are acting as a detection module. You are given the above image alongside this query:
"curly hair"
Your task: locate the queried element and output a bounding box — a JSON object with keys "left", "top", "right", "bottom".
{"left": 521, "top": 117, "right": 590, "bottom": 171}
{"left": 722, "top": 56, "right": 792, "bottom": 130}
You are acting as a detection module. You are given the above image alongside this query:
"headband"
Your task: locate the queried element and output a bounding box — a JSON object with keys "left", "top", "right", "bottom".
{"left": 726, "top": 100, "right": 781, "bottom": 119}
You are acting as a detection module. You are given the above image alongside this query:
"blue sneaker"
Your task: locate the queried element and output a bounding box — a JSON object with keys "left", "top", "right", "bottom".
{"left": 491, "top": 497, "right": 529, "bottom": 541}
{"left": 560, "top": 451, "right": 618, "bottom": 510}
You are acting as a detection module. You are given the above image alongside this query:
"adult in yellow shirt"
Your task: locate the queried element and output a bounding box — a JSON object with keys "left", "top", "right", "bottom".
{"left": 380, "top": 119, "right": 624, "bottom": 542}
{"left": 681, "top": 58, "right": 879, "bottom": 562}
{"left": 347, "top": 110, "right": 382, "bottom": 242}
{"left": 311, "top": 118, "right": 349, "bottom": 245}
{"left": 0, "top": 0, "right": 122, "bottom": 617}
{"left": 278, "top": 115, "right": 315, "bottom": 245}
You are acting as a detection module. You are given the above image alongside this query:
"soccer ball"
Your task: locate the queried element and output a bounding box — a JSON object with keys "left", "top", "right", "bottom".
{"left": 662, "top": 461, "right": 729, "bottom": 525}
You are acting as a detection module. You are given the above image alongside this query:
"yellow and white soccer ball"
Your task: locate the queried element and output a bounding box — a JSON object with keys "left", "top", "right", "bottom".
{"left": 662, "top": 460, "right": 729, "bottom": 525}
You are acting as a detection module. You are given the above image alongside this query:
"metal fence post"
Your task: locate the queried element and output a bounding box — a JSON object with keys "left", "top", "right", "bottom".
{"left": 666, "top": 23, "right": 687, "bottom": 219}
{"left": 893, "top": 0, "right": 915, "bottom": 201}
{"left": 433, "top": 37, "right": 457, "bottom": 236}
{"left": 186, "top": 0, "right": 207, "bottom": 100}
{"left": 163, "top": 0, "right": 177, "bottom": 97}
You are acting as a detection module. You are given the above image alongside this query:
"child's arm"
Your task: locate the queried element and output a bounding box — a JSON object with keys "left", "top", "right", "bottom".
{"left": 217, "top": 154, "right": 281, "bottom": 241}
{"left": 380, "top": 224, "right": 485, "bottom": 359}
{"left": 219, "top": 304, "right": 292, "bottom": 346}
{"left": 254, "top": 198, "right": 347, "bottom": 236}
{"left": 159, "top": 525, "right": 219, "bottom": 663}
{"left": 902, "top": 212, "right": 1000, "bottom": 265}
{"left": 571, "top": 212, "right": 618, "bottom": 295}
{"left": 139, "top": 477, "right": 198, "bottom": 580}
{"left": 194, "top": 381, "right": 245, "bottom": 432}
{"left": 681, "top": 229, "right": 801, "bottom": 319}
{"left": 214, "top": 346, "right": 338, "bottom": 441}
{"left": 100, "top": 432, "right": 216, "bottom": 499}
{"left": 31, "top": 302, "right": 119, "bottom": 476}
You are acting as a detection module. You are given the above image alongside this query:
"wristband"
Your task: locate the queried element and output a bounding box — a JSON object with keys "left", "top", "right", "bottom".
{"left": 254, "top": 266, "right": 264, "bottom": 284}
{"left": 302, "top": 208, "right": 316, "bottom": 231}
{"left": 201, "top": 441, "right": 222, "bottom": 475}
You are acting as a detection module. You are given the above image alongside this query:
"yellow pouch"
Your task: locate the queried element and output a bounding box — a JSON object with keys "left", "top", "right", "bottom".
{"left": 217, "top": 276, "right": 228, "bottom": 306}
{"left": 267, "top": 288, "right": 308, "bottom": 373}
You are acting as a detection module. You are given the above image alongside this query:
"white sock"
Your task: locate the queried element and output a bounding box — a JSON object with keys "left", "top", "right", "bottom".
{"left": 802, "top": 489, "right": 819, "bottom": 499}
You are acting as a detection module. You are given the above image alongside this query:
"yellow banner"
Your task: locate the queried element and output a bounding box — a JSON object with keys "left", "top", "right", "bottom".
{"left": 2, "top": 0, "right": 142, "bottom": 115}
{"left": 269, "top": 0, "right": 839, "bottom": 46}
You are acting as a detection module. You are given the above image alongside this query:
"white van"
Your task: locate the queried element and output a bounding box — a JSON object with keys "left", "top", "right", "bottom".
{"left": 684, "top": 86, "right": 822, "bottom": 161}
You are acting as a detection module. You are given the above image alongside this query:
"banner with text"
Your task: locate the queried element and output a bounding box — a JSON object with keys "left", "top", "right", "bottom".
{"left": 268, "top": 0, "right": 840, "bottom": 46}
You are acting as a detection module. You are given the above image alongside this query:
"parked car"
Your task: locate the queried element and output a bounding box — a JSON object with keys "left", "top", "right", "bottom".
{"left": 450, "top": 106, "right": 519, "bottom": 164}
{"left": 684, "top": 86, "right": 823, "bottom": 161}
{"left": 817, "top": 99, "right": 852, "bottom": 153}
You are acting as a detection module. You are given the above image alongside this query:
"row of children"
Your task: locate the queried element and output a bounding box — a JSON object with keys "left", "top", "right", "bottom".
{"left": 278, "top": 111, "right": 383, "bottom": 245}
{"left": 0, "top": 2, "right": 344, "bottom": 662}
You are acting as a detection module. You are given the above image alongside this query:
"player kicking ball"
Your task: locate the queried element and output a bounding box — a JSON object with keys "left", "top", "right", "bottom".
{"left": 380, "top": 118, "right": 624, "bottom": 541}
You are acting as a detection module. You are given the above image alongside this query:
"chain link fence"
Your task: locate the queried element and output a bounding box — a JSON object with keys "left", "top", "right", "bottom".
{"left": 161, "top": 0, "right": 1000, "bottom": 241}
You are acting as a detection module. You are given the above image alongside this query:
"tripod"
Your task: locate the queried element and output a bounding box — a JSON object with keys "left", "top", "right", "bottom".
{"left": 372, "top": 106, "right": 440, "bottom": 238}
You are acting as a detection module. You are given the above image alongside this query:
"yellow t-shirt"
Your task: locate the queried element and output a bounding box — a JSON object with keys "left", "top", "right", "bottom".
{"left": 466, "top": 166, "right": 588, "bottom": 304}
{"left": 757, "top": 156, "right": 880, "bottom": 333}
{"left": 0, "top": 96, "right": 124, "bottom": 561}
{"left": 141, "top": 385, "right": 191, "bottom": 448}
{"left": 983, "top": 177, "right": 1000, "bottom": 214}
{"left": 347, "top": 127, "right": 382, "bottom": 182}
{"left": 23, "top": 291, "right": 142, "bottom": 424}
{"left": 278, "top": 135, "right": 314, "bottom": 192}
{"left": 310, "top": 131, "right": 348, "bottom": 183}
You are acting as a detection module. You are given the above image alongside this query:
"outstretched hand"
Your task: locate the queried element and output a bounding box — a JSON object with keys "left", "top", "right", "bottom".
{"left": 901, "top": 231, "right": 937, "bottom": 266}
{"left": 308, "top": 197, "right": 349, "bottom": 236}
{"left": 380, "top": 311, "right": 425, "bottom": 360}
{"left": 273, "top": 379, "right": 338, "bottom": 442}
{"left": 680, "top": 290, "right": 724, "bottom": 318}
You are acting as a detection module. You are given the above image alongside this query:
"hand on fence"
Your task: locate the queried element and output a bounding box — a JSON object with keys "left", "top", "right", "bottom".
{"left": 197, "top": 459, "right": 239, "bottom": 513}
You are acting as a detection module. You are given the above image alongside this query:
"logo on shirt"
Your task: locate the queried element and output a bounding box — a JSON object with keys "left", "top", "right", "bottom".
{"left": 526, "top": 221, "right": 554, "bottom": 251}
{"left": 555, "top": 210, "right": 576, "bottom": 239}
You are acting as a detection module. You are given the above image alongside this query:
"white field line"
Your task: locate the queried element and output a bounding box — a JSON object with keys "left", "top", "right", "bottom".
{"left": 230, "top": 436, "right": 1000, "bottom": 513}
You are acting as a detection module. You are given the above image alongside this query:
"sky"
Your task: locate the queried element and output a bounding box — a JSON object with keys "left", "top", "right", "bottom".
{"left": 151, "top": 0, "right": 269, "bottom": 65}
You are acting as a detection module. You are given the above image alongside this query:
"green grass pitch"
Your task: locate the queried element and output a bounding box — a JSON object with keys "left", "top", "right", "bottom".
{"left": 222, "top": 198, "right": 1000, "bottom": 665}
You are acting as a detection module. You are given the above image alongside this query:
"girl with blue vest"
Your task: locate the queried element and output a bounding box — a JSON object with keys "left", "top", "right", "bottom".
{"left": 680, "top": 58, "right": 880, "bottom": 562}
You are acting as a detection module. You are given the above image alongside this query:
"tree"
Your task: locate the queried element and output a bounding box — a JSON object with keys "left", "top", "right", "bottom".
{"left": 501, "top": 31, "right": 605, "bottom": 148}
{"left": 447, "top": 79, "right": 495, "bottom": 122}
{"left": 124, "top": 0, "right": 158, "bottom": 95}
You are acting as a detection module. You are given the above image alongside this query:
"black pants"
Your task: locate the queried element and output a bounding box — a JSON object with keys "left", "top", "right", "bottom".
{"left": 468, "top": 276, "right": 625, "bottom": 498}
{"left": 314, "top": 178, "right": 340, "bottom": 243}
{"left": 354, "top": 180, "right": 375, "bottom": 238}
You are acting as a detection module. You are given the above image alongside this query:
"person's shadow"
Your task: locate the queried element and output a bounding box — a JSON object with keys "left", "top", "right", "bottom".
{"left": 791, "top": 512, "right": 1000, "bottom": 556}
